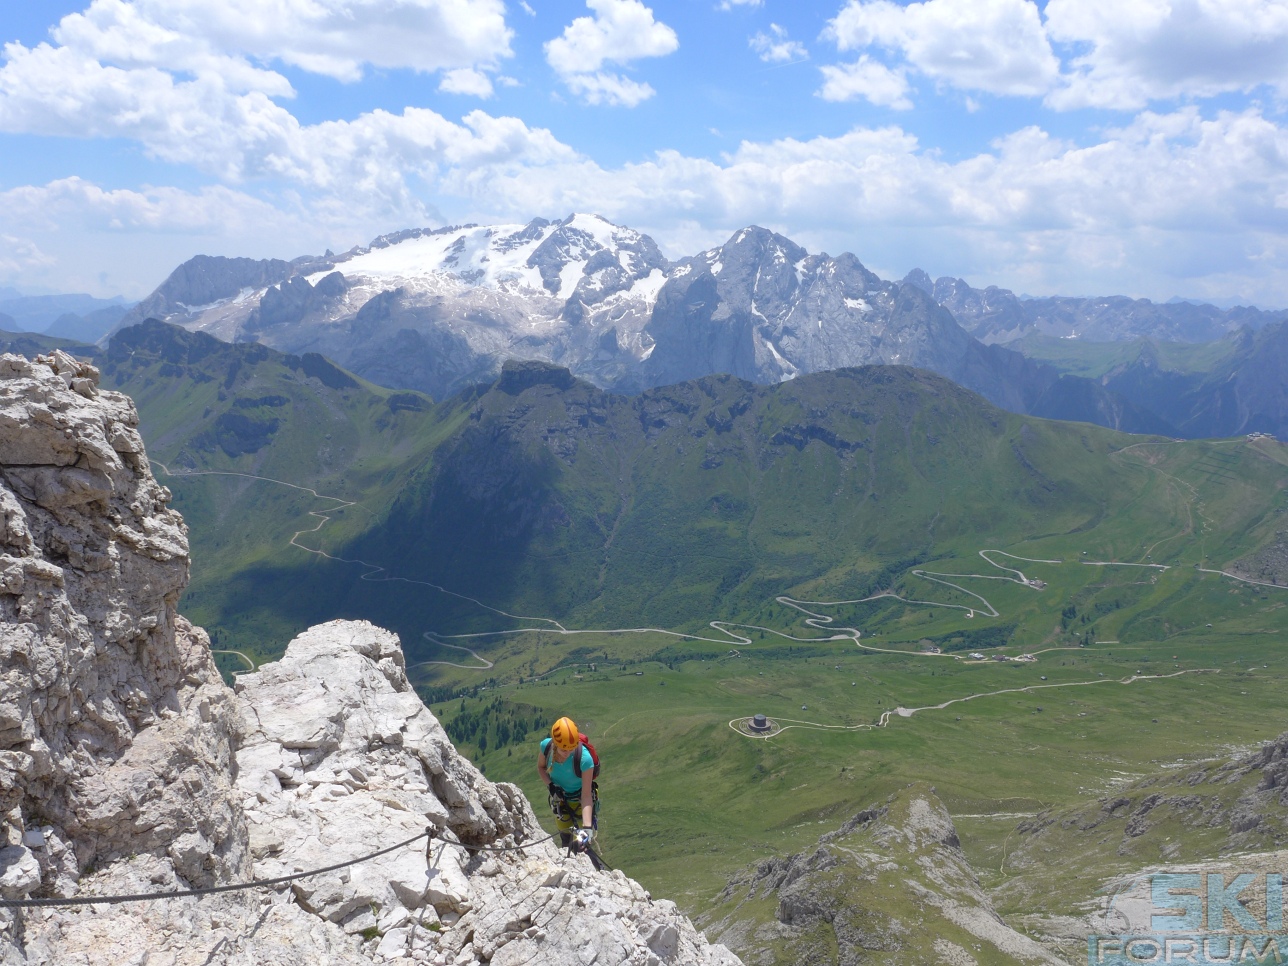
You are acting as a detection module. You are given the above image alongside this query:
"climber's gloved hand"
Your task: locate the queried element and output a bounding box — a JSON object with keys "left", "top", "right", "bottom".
{"left": 574, "top": 828, "right": 592, "bottom": 850}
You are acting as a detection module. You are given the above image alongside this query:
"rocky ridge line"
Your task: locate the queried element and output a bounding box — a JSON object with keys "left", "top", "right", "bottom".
{"left": 0, "top": 351, "right": 739, "bottom": 965}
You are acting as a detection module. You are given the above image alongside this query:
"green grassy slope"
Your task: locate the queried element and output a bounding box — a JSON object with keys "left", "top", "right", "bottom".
{"left": 100, "top": 320, "right": 463, "bottom": 663}
{"left": 353, "top": 364, "right": 1174, "bottom": 644}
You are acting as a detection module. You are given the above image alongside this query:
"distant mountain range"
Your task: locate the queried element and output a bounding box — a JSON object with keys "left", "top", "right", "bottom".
{"left": 115, "top": 215, "right": 1172, "bottom": 435}
{"left": 906, "top": 269, "right": 1288, "bottom": 344}
{"left": 0, "top": 292, "right": 132, "bottom": 342}
{"left": 1061, "top": 327, "right": 1287, "bottom": 438}
{"left": 94, "top": 213, "right": 1287, "bottom": 439}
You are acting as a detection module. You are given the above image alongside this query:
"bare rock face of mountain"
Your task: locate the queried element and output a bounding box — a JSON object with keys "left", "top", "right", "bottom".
{"left": 644, "top": 227, "right": 1044, "bottom": 414}
{"left": 703, "top": 783, "right": 1064, "bottom": 966}
{"left": 0, "top": 354, "right": 740, "bottom": 966}
{"left": 231, "top": 620, "right": 740, "bottom": 966}
{"left": 120, "top": 255, "right": 304, "bottom": 329}
{"left": 994, "top": 731, "right": 1288, "bottom": 959}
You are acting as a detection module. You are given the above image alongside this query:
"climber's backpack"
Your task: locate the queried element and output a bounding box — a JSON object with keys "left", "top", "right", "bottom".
{"left": 546, "top": 733, "right": 601, "bottom": 780}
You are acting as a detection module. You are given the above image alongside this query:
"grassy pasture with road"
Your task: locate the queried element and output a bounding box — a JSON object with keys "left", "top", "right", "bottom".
{"left": 421, "top": 437, "right": 1288, "bottom": 908}
{"left": 94, "top": 321, "right": 1288, "bottom": 921}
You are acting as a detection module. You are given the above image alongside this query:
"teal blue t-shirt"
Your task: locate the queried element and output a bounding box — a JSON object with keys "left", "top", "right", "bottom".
{"left": 541, "top": 738, "right": 594, "bottom": 797}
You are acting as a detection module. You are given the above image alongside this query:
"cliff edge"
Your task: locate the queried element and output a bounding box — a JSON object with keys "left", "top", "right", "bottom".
{"left": 0, "top": 351, "right": 739, "bottom": 965}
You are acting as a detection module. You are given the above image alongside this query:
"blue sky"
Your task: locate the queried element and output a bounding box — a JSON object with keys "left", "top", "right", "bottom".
{"left": 2, "top": 0, "right": 1288, "bottom": 307}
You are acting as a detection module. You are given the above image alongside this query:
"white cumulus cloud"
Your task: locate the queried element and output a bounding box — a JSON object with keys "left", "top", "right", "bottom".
{"left": 0, "top": 179, "right": 318, "bottom": 296}
{"left": 545, "top": 0, "right": 678, "bottom": 106}
{"left": 824, "top": 0, "right": 1059, "bottom": 101}
{"left": 54, "top": 0, "right": 514, "bottom": 83}
{"left": 751, "top": 24, "right": 807, "bottom": 64}
{"left": 1045, "top": 0, "right": 1288, "bottom": 109}
{"left": 0, "top": 29, "right": 572, "bottom": 209}
{"left": 821, "top": 0, "right": 1288, "bottom": 112}
{"left": 0, "top": 235, "right": 55, "bottom": 278}
{"left": 449, "top": 107, "right": 1288, "bottom": 305}
{"left": 817, "top": 56, "right": 911, "bottom": 108}
{"left": 8, "top": 107, "right": 1288, "bottom": 304}
{"left": 6, "top": 2, "right": 1288, "bottom": 306}
{"left": 563, "top": 71, "right": 657, "bottom": 107}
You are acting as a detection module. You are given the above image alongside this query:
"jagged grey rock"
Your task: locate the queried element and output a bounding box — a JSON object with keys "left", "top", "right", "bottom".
{"left": 0, "top": 354, "right": 740, "bottom": 965}
{"left": 0, "top": 349, "right": 245, "bottom": 891}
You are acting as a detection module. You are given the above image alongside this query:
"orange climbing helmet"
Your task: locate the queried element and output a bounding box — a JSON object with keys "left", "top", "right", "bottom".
{"left": 551, "top": 716, "right": 580, "bottom": 751}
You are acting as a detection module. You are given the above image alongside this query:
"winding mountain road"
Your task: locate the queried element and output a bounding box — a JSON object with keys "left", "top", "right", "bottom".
{"left": 155, "top": 449, "right": 1280, "bottom": 744}
{"left": 211, "top": 648, "right": 255, "bottom": 672}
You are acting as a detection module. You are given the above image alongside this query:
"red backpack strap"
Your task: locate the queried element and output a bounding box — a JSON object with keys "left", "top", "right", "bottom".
{"left": 573, "top": 734, "right": 597, "bottom": 778}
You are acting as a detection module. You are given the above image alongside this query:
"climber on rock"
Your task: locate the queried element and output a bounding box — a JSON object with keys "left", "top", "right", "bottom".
{"left": 537, "top": 716, "right": 600, "bottom": 851}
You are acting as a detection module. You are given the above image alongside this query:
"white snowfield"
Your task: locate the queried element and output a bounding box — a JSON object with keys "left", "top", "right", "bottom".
{"left": 312, "top": 214, "right": 662, "bottom": 302}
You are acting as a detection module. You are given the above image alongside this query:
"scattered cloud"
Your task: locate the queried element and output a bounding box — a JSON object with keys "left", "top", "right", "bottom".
{"left": 6, "top": 106, "right": 1288, "bottom": 302}
{"left": 824, "top": 0, "right": 1058, "bottom": 102}
{"left": 0, "top": 177, "right": 289, "bottom": 234}
{"left": 0, "top": 234, "right": 55, "bottom": 277}
{"left": 750, "top": 24, "right": 807, "bottom": 64}
{"left": 545, "top": 0, "right": 678, "bottom": 106}
{"left": 0, "top": 35, "right": 572, "bottom": 209}
{"left": 563, "top": 72, "right": 657, "bottom": 108}
{"left": 439, "top": 67, "right": 495, "bottom": 98}
{"left": 817, "top": 56, "right": 911, "bottom": 108}
{"left": 5, "top": 1, "right": 1288, "bottom": 304}
{"left": 0, "top": 179, "right": 318, "bottom": 296}
{"left": 718, "top": 0, "right": 763, "bottom": 9}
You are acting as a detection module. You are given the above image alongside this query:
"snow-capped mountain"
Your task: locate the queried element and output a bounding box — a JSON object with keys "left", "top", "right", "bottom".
{"left": 120, "top": 214, "right": 670, "bottom": 395}
{"left": 115, "top": 214, "right": 1162, "bottom": 431}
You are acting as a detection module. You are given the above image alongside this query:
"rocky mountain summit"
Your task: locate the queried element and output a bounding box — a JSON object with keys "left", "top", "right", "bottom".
{"left": 0, "top": 351, "right": 739, "bottom": 965}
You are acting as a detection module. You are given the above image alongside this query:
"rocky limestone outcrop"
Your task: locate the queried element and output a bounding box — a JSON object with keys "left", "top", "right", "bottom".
{"left": 0, "top": 352, "right": 739, "bottom": 965}
{"left": 993, "top": 734, "right": 1288, "bottom": 960}
{"left": 0, "top": 349, "right": 245, "bottom": 894}
{"left": 232, "top": 619, "right": 740, "bottom": 965}
{"left": 703, "top": 783, "right": 1065, "bottom": 966}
